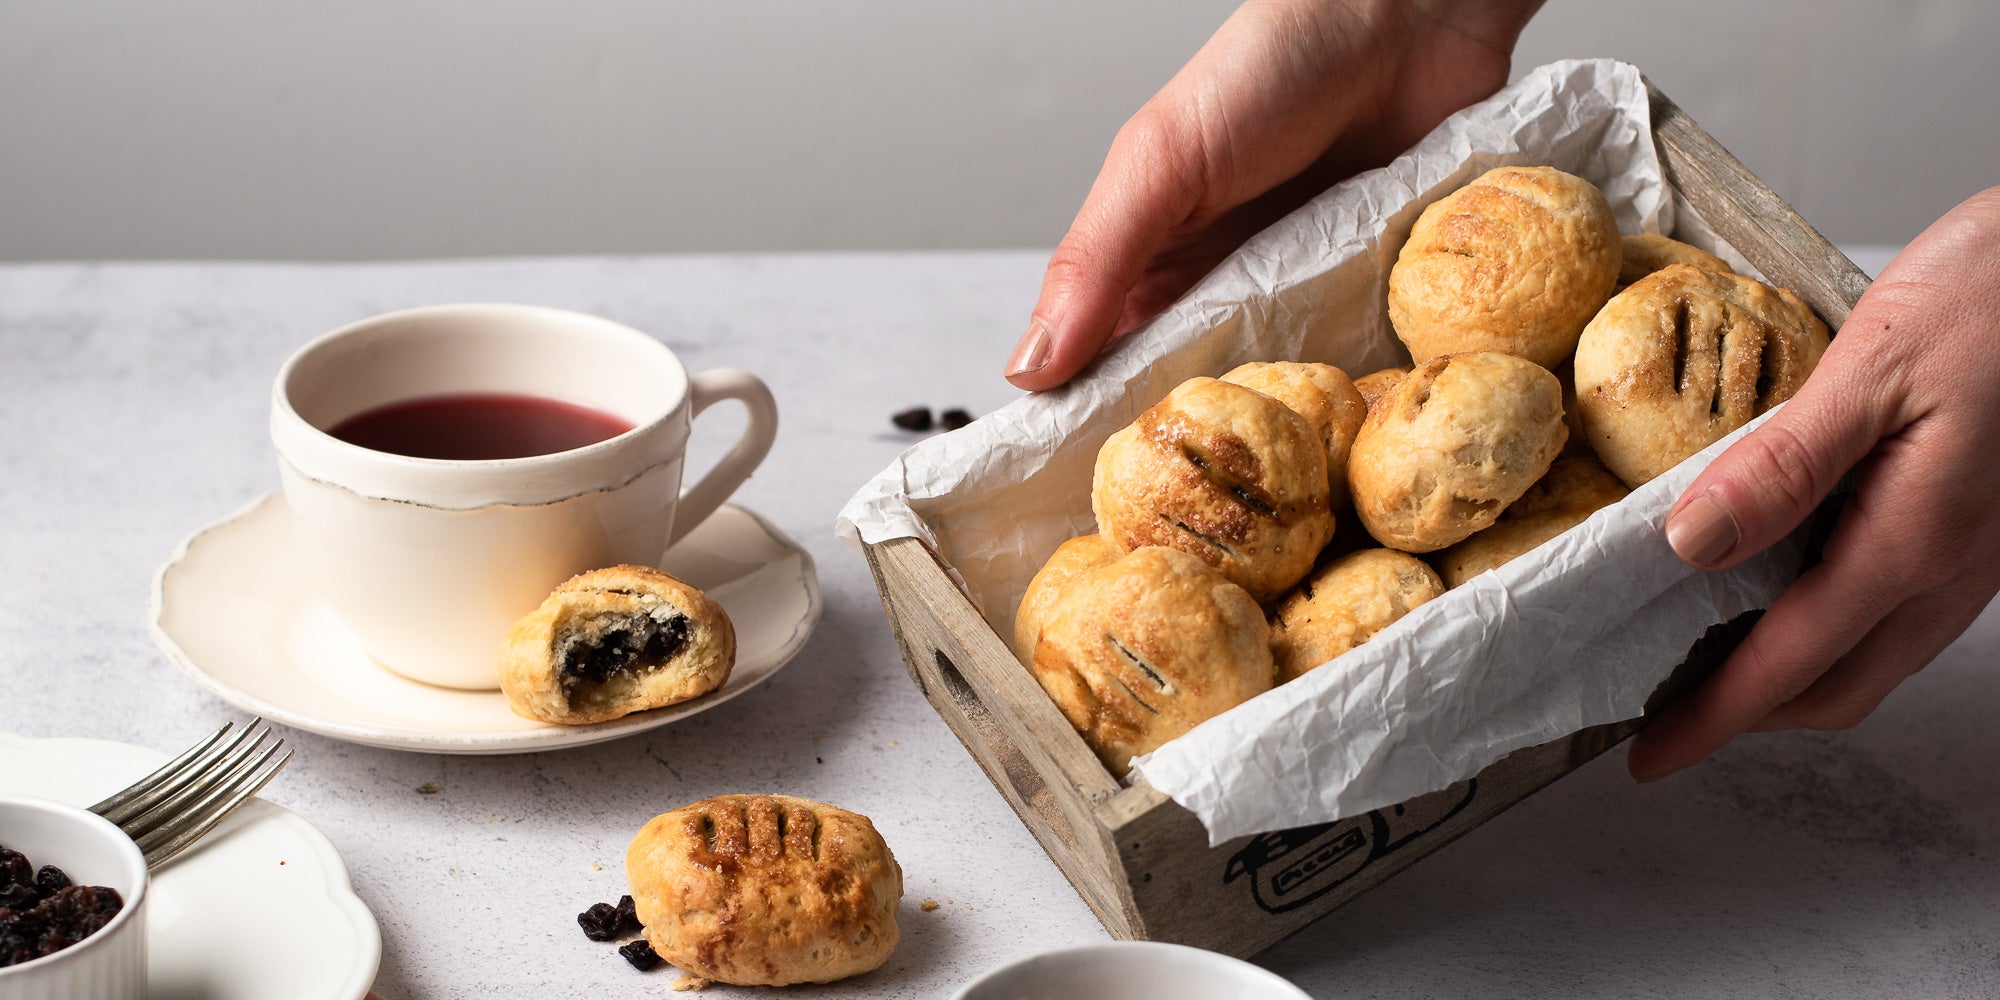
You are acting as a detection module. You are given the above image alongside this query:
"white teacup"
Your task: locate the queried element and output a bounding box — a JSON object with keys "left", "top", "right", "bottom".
{"left": 270, "top": 303, "right": 777, "bottom": 690}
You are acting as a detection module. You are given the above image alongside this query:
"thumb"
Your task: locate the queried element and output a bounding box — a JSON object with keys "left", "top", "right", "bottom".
{"left": 1005, "top": 111, "right": 1202, "bottom": 391}
{"left": 1663, "top": 342, "right": 1883, "bottom": 570}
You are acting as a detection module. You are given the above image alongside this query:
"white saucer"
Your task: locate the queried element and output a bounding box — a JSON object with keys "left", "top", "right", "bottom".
{"left": 149, "top": 494, "right": 821, "bottom": 754}
{"left": 0, "top": 730, "right": 381, "bottom": 1000}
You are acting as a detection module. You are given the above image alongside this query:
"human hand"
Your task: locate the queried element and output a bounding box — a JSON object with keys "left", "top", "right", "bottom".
{"left": 1629, "top": 186, "right": 2000, "bottom": 780}
{"left": 1003, "top": 0, "right": 1546, "bottom": 389}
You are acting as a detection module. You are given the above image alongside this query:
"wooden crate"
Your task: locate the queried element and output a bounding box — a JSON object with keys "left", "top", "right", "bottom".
{"left": 862, "top": 80, "right": 1872, "bottom": 959}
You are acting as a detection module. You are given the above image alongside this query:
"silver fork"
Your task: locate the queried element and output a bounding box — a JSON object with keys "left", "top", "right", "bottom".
{"left": 89, "top": 719, "right": 293, "bottom": 870}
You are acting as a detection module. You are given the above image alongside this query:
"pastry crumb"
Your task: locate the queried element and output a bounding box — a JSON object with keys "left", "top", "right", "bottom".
{"left": 416, "top": 782, "right": 441, "bottom": 794}
{"left": 671, "top": 975, "right": 712, "bottom": 991}
{"left": 589, "top": 861, "right": 603, "bottom": 871}
{"left": 920, "top": 898, "right": 940, "bottom": 912}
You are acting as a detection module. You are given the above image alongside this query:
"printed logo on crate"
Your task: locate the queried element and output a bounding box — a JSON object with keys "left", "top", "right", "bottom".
{"left": 1222, "top": 779, "right": 1478, "bottom": 914}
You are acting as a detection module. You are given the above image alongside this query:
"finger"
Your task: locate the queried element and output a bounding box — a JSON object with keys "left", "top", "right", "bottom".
{"left": 1663, "top": 341, "right": 1886, "bottom": 571}
{"left": 1005, "top": 110, "right": 1204, "bottom": 390}
{"left": 1751, "top": 584, "right": 1990, "bottom": 733}
{"left": 1626, "top": 493, "right": 1910, "bottom": 781}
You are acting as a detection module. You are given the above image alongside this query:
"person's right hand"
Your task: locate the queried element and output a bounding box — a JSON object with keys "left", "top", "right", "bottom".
{"left": 1004, "top": 0, "right": 1547, "bottom": 390}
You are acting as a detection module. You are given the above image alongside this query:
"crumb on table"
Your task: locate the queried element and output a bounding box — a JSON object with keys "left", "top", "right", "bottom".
{"left": 671, "top": 974, "right": 712, "bottom": 991}
{"left": 920, "top": 898, "right": 940, "bottom": 912}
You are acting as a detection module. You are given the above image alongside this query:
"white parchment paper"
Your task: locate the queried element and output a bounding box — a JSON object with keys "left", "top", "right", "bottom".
{"left": 836, "top": 60, "right": 1812, "bottom": 845}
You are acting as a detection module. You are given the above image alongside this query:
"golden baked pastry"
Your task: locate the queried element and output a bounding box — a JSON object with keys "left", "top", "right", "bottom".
{"left": 1092, "top": 377, "right": 1334, "bottom": 603}
{"left": 499, "top": 565, "right": 733, "bottom": 725}
{"left": 1219, "top": 361, "right": 1368, "bottom": 509}
{"left": 1574, "top": 264, "right": 1829, "bottom": 487}
{"left": 627, "top": 794, "right": 901, "bottom": 986}
{"left": 1031, "top": 546, "right": 1273, "bottom": 776}
{"left": 1429, "top": 456, "right": 1629, "bottom": 588}
{"left": 1348, "top": 352, "right": 1567, "bottom": 553}
{"left": 1618, "top": 232, "right": 1733, "bottom": 288}
{"left": 1012, "top": 533, "right": 1115, "bottom": 665}
{"left": 1551, "top": 361, "right": 1591, "bottom": 456}
{"left": 1387, "top": 165, "right": 1622, "bottom": 369}
{"left": 1268, "top": 549, "right": 1444, "bottom": 683}
{"left": 1353, "top": 365, "right": 1413, "bottom": 413}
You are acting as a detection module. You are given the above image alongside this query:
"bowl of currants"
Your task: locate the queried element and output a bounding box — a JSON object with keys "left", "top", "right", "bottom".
{"left": 0, "top": 794, "right": 148, "bottom": 1000}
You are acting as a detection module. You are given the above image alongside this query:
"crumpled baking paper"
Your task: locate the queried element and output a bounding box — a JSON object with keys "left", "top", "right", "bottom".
{"left": 837, "top": 59, "right": 1815, "bottom": 845}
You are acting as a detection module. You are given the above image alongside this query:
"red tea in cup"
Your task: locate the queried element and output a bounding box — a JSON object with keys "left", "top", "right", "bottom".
{"left": 326, "top": 393, "right": 635, "bottom": 461}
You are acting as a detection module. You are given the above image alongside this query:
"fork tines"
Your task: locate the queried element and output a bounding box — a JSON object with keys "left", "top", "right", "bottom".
{"left": 91, "top": 718, "right": 293, "bottom": 870}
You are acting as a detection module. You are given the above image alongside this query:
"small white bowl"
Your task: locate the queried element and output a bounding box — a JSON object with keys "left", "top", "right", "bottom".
{"left": 954, "top": 941, "right": 1312, "bottom": 1000}
{"left": 0, "top": 794, "right": 149, "bottom": 1000}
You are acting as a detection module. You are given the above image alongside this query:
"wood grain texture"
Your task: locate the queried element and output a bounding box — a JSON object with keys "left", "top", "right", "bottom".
{"left": 864, "top": 537, "right": 1139, "bottom": 932}
{"left": 1648, "top": 79, "right": 1872, "bottom": 327}
{"left": 861, "top": 83, "right": 1864, "bottom": 959}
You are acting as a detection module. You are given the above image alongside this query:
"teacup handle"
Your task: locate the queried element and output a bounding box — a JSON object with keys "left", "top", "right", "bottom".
{"left": 671, "top": 369, "right": 779, "bottom": 546}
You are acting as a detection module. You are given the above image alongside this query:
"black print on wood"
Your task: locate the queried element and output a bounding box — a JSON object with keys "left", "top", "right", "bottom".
{"left": 1223, "top": 779, "right": 1478, "bottom": 914}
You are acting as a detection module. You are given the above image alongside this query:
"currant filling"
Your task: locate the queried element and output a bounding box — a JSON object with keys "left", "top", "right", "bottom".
{"left": 557, "top": 607, "right": 691, "bottom": 689}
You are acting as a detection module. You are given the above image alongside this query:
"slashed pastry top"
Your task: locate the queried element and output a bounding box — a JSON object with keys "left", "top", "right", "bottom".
{"left": 1348, "top": 352, "right": 1567, "bottom": 553}
{"left": 626, "top": 794, "right": 901, "bottom": 986}
{"left": 1268, "top": 548, "right": 1445, "bottom": 683}
{"left": 1388, "top": 165, "right": 1622, "bottom": 369}
{"left": 1574, "top": 264, "right": 1829, "bottom": 487}
{"left": 1218, "top": 361, "right": 1368, "bottom": 510}
{"left": 1092, "top": 376, "right": 1334, "bottom": 603}
{"left": 499, "top": 564, "right": 734, "bottom": 725}
{"left": 1030, "top": 546, "right": 1273, "bottom": 777}
{"left": 1429, "top": 455, "right": 1630, "bottom": 588}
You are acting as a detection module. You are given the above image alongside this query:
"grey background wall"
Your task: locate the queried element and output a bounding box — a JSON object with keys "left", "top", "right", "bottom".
{"left": 1, "top": 0, "right": 1992, "bottom": 261}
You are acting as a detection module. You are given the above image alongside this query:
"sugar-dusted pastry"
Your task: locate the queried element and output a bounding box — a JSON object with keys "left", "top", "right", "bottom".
{"left": 1268, "top": 548, "right": 1444, "bottom": 683}
{"left": 1429, "top": 456, "right": 1629, "bottom": 588}
{"left": 627, "top": 794, "right": 902, "bottom": 986}
{"left": 1219, "top": 361, "right": 1368, "bottom": 509}
{"left": 1353, "top": 365, "right": 1413, "bottom": 413}
{"left": 1093, "top": 377, "right": 1334, "bottom": 603}
{"left": 1031, "top": 546, "right": 1273, "bottom": 776}
{"left": 1388, "top": 165, "right": 1622, "bottom": 369}
{"left": 1348, "top": 352, "right": 1567, "bottom": 553}
{"left": 1012, "top": 533, "right": 1115, "bottom": 665}
{"left": 1575, "top": 264, "right": 1829, "bottom": 488}
{"left": 499, "top": 565, "right": 733, "bottom": 725}
{"left": 1618, "top": 232, "right": 1734, "bottom": 289}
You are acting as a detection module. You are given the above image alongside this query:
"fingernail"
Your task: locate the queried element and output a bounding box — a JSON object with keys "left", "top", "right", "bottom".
{"left": 1629, "top": 759, "right": 1670, "bottom": 784}
{"left": 1006, "top": 318, "right": 1052, "bottom": 378}
{"left": 1665, "top": 490, "right": 1741, "bottom": 568}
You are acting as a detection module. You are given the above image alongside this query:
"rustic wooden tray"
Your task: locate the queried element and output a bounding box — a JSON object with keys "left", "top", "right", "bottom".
{"left": 862, "top": 80, "right": 1872, "bottom": 959}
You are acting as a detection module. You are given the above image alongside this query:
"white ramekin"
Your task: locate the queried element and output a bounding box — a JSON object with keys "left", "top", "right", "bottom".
{"left": 953, "top": 941, "right": 1312, "bottom": 999}
{"left": 0, "top": 794, "right": 149, "bottom": 1000}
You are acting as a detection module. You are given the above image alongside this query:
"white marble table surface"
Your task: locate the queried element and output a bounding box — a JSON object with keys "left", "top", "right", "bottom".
{"left": 4, "top": 248, "right": 1997, "bottom": 999}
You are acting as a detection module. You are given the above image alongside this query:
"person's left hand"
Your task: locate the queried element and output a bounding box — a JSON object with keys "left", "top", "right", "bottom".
{"left": 1627, "top": 185, "right": 2000, "bottom": 780}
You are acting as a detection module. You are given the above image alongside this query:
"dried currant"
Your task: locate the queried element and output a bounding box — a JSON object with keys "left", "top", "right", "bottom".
{"left": 2, "top": 933, "right": 35, "bottom": 966}
{"left": 34, "top": 866, "right": 70, "bottom": 899}
{"left": 619, "top": 938, "right": 663, "bottom": 971}
{"left": 0, "top": 908, "right": 43, "bottom": 938}
{"left": 577, "top": 901, "right": 623, "bottom": 942}
{"left": 0, "top": 884, "right": 36, "bottom": 909}
{"left": 615, "top": 894, "right": 640, "bottom": 936}
{"left": 891, "top": 407, "right": 934, "bottom": 432}
{"left": 0, "top": 848, "right": 31, "bottom": 892}
{"left": 940, "top": 407, "right": 974, "bottom": 430}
